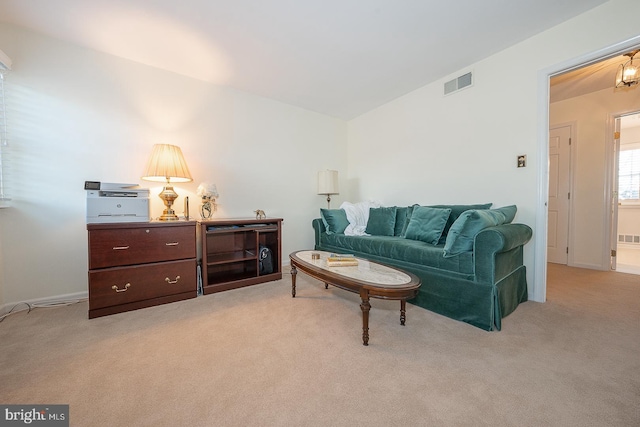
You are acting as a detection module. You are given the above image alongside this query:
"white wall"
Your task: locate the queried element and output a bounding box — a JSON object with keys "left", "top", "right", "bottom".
{"left": 348, "top": 0, "right": 640, "bottom": 301}
{"left": 618, "top": 208, "right": 640, "bottom": 238}
{"left": 550, "top": 88, "right": 640, "bottom": 268}
{"left": 0, "top": 23, "right": 347, "bottom": 307}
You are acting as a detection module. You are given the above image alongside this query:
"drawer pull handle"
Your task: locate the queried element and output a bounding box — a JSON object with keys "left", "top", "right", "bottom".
{"left": 112, "top": 283, "right": 131, "bottom": 293}
{"left": 165, "top": 242, "right": 179, "bottom": 246}
{"left": 165, "top": 276, "right": 181, "bottom": 284}
{"left": 113, "top": 246, "right": 130, "bottom": 250}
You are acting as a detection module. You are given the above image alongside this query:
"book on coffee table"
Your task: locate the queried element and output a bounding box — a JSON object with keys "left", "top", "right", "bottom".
{"left": 327, "top": 254, "right": 358, "bottom": 267}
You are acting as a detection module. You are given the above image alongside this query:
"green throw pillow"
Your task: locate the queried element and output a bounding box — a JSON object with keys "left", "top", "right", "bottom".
{"left": 365, "top": 207, "right": 397, "bottom": 236}
{"left": 493, "top": 205, "right": 517, "bottom": 223}
{"left": 394, "top": 206, "right": 409, "bottom": 236}
{"left": 443, "top": 209, "right": 507, "bottom": 257}
{"left": 404, "top": 206, "right": 452, "bottom": 245}
{"left": 400, "top": 204, "right": 420, "bottom": 237}
{"left": 320, "top": 209, "right": 350, "bottom": 235}
{"left": 428, "top": 203, "right": 493, "bottom": 245}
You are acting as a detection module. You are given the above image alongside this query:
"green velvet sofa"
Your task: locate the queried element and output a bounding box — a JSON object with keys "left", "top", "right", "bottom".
{"left": 312, "top": 204, "right": 533, "bottom": 331}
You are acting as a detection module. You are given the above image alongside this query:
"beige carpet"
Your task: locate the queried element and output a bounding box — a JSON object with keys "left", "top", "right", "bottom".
{"left": 1, "top": 264, "right": 638, "bottom": 426}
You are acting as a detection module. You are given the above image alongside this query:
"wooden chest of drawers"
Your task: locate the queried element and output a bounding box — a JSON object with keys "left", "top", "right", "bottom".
{"left": 87, "top": 221, "right": 197, "bottom": 318}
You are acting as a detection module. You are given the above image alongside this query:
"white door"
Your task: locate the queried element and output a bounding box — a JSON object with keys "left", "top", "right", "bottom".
{"left": 548, "top": 125, "right": 572, "bottom": 264}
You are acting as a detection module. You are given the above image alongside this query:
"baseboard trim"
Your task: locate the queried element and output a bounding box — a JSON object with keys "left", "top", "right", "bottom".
{"left": 569, "top": 262, "right": 608, "bottom": 271}
{"left": 618, "top": 243, "right": 640, "bottom": 249}
{"left": 0, "top": 291, "right": 88, "bottom": 316}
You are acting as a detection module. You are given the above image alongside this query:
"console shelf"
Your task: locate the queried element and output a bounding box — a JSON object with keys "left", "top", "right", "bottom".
{"left": 200, "top": 218, "right": 282, "bottom": 294}
{"left": 206, "top": 250, "right": 257, "bottom": 265}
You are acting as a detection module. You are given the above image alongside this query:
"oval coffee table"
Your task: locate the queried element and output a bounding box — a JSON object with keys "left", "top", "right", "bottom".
{"left": 289, "top": 250, "right": 421, "bottom": 346}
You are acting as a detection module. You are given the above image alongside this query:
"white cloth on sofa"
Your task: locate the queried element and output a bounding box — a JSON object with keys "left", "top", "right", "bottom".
{"left": 340, "top": 200, "right": 381, "bottom": 236}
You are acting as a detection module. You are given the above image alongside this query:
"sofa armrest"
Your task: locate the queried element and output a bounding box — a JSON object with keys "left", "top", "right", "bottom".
{"left": 474, "top": 223, "right": 533, "bottom": 284}
{"left": 312, "top": 218, "right": 326, "bottom": 247}
{"left": 475, "top": 223, "right": 533, "bottom": 253}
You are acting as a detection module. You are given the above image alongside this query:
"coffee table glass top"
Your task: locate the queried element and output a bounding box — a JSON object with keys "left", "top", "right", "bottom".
{"left": 294, "top": 250, "right": 413, "bottom": 287}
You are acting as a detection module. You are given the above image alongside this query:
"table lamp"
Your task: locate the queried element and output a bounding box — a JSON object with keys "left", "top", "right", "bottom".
{"left": 318, "top": 170, "right": 339, "bottom": 209}
{"left": 142, "top": 144, "right": 193, "bottom": 221}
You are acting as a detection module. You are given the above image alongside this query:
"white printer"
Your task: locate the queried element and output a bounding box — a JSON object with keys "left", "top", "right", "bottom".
{"left": 85, "top": 181, "right": 150, "bottom": 223}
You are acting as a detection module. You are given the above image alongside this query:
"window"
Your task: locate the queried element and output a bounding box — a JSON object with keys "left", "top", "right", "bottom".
{"left": 0, "top": 68, "right": 8, "bottom": 203}
{"left": 0, "top": 48, "right": 10, "bottom": 205}
{"left": 619, "top": 147, "right": 640, "bottom": 201}
{"left": 0, "top": 69, "right": 9, "bottom": 203}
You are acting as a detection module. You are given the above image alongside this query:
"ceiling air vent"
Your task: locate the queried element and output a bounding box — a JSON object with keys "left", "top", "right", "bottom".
{"left": 444, "top": 71, "right": 473, "bottom": 95}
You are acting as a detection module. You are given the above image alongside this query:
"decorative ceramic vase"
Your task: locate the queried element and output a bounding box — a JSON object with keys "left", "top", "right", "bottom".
{"left": 196, "top": 182, "right": 219, "bottom": 220}
{"left": 200, "top": 198, "right": 213, "bottom": 219}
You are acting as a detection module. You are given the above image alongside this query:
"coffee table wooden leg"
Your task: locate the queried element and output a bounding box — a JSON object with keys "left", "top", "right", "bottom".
{"left": 360, "top": 288, "right": 370, "bottom": 346}
{"left": 291, "top": 265, "right": 297, "bottom": 297}
{"left": 400, "top": 300, "right": 406, "bottom": 326}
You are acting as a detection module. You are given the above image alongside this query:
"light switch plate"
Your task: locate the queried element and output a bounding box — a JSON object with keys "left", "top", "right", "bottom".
{"left": 517, "top": 155, "right": 526, "bottom": 168}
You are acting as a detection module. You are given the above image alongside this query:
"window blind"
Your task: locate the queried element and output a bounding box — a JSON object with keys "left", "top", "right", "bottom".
{"left": 0, "top": 69, "right": 8, "bottom": 202}
{"left": 618, "top": 147, "right": 640, "bottom": 200}
{"left": 0, "top": 69, "right": 9, "bottom": 202}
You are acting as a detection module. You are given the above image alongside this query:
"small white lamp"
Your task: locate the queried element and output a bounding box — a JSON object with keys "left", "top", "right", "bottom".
{"left": 142, "top": 144, "right": 193, "bottom": 221}
{"left": 318, "top": 170, "right": 339, "bottom": 209}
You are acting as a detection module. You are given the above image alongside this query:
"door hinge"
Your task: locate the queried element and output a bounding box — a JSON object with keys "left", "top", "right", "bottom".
{"left": 614, "top": 131, "right": 620, "bottom": 139}
{"left": 566, "top": 247, "right": 569, "bottom": 254}
{"left": 569, "top": 137, "right": 572, "bottom": 145}
{"left": 611, "top": 249, "right": 617, "bottom": 257}
{"left": 568, "top": 192, "right": 570, "bottom": 200}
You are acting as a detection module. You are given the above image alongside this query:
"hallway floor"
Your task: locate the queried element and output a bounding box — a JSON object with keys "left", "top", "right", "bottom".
{"left": 616, "top": 246, "right": 640, "bottom": 275}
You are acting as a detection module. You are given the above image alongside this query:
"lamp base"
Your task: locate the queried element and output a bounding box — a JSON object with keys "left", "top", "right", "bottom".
{"left": 158, "top": 185, "right": 180, "bottom": 221}
{"left": 158, "top": 210, "right": 179, "bottom": 221}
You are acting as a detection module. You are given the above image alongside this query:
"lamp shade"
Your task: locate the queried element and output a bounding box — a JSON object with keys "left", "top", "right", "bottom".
{"left": 141, "top": 144, "right": 193, "bottom": 183}
{"left": 318, "top": 170, "right": 339, "bottom": 195}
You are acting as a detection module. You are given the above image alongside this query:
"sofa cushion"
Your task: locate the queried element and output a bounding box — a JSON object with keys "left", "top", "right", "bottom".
{"left": 404, "top": 206, "right": 451, "bottom": 245}
{"left": 365, "top": 206, "right": 397, "bottom": 236}
{"left": 320, "top": 209, "right": 349, "bottom": 235}
{"left": 400, "top": 204, "right": 420, "bottom": 237}
{"left": 401, "top": 203, "right": 492, "bottom": 241}
{"left": 428, "top": 203, "right": 493, "bottom": 244}
{"left": 394, "top": 206, "right": 409, "bottom": 236}
{"left": 443, "top": 208, "right": 508, "bottom": 257}
{"left": 494, "top": 205, "right": 517, "bottom": 223}
{"left": 319, "top": 233, "right": 474, "bottom": 275}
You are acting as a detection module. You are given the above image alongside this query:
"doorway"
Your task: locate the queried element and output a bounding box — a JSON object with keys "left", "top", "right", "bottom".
{"left": 538, "top": 38, "right": 640, "bottom": 302}
{"left": 612, "top": 112, "right": 640, "bottom": 275}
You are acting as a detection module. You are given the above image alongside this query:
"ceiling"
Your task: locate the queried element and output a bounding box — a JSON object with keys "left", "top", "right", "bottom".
{"left": 550, "top": 52, "right": 640, "bottom": 103}
{"left": 0, "top": 0, "right": 608, "bottom": 120}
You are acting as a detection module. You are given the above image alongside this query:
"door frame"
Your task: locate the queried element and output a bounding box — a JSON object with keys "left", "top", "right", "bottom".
{"left": 608, "top": 115, "right": 621, "bottom": 271}
{"left": 605, "top": 110, "right": 640, "bottom": 271}
{"left": 534, "top": 34, "right": 640, "bottom": 303}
